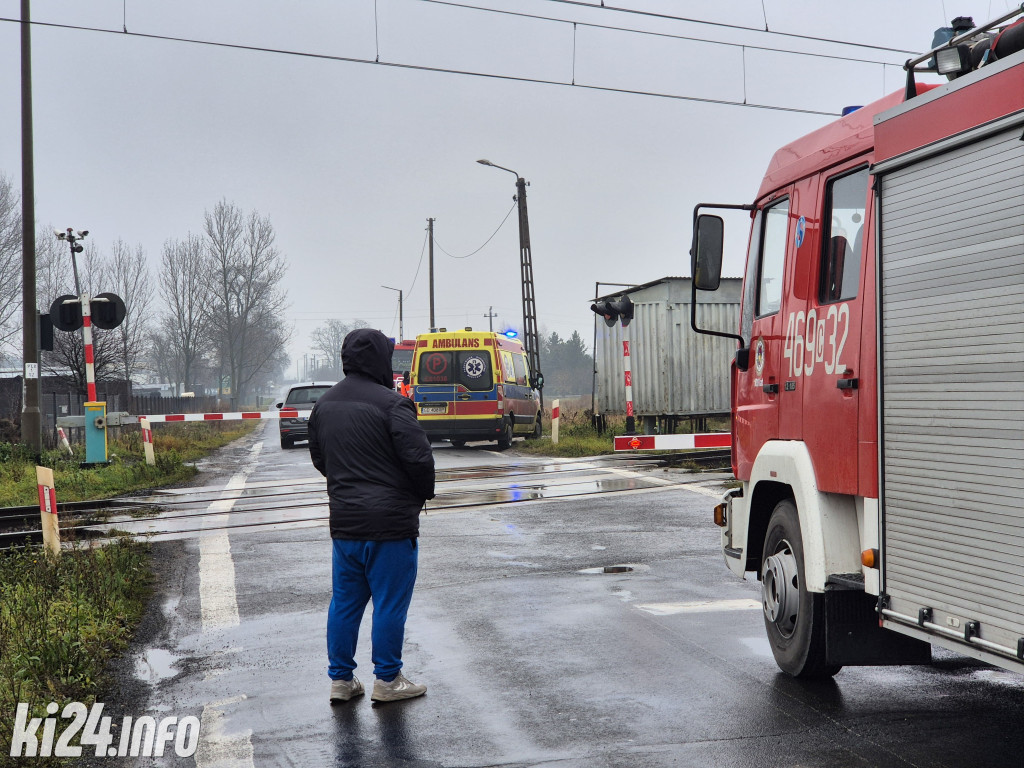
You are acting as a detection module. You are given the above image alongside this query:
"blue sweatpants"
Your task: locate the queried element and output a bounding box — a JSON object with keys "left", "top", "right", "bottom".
{"left": 327, "top": 538, "right": 418, "bottom": 682}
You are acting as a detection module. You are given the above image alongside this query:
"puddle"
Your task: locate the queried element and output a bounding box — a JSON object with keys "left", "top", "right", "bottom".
{"left": 134, "top": 648, "right": 182, "bottom": 684}
{"left": 578, "top": 564, "right": 650, "bottom": 575}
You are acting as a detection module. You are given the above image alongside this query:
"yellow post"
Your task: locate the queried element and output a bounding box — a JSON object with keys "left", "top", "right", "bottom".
{"left": 35, "top": 466, "right": 60, "bottom": 556}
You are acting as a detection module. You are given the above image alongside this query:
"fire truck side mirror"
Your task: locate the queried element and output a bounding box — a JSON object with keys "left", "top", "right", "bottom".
{"left": 691, "top": 214, "right": 724, "bottom": 291}
{"left": 735, "top": 347, "right": 750, "bottom": 372}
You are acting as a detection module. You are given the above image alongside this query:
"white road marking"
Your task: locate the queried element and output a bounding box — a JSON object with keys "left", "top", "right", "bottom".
{"left": 636, "top": 598, "right": 762, "bottom": 615}
{"left": 195, "top": 696, "right": 255, "bottom": 768}
{"left": 196, "top": 443, "right": 262, "bottom": 768}
{"left": 199, "top": 442, "right": 262, "bottom": 631}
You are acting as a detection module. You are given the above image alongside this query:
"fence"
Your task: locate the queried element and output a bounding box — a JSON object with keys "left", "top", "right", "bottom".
{"left": 0, "top": 377, "right": 227, "bottom": 448}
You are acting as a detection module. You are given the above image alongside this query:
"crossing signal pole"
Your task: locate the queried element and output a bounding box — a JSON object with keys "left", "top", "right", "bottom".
{"left": 591, "top": 294, "right": 636, "bottom": 434}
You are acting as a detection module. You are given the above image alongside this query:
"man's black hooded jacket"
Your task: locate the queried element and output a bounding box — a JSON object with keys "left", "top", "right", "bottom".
{"left": 308, "top": 328, "right": 435, "bottom": 541}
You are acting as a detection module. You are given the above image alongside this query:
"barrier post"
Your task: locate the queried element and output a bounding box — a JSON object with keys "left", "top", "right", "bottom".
{"left": 56, "top": 427, "right": 73, "bottom": 456}
{"left": 140, "top": 416, "right": 155, "bottom": 466}
{"left": 35, "top": 466, "right": 60, "bottom": 557}
{"left": 551, "top": 399, "right": 560, "bottom": 445}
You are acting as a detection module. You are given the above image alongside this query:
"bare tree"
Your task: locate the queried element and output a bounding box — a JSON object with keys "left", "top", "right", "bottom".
{"left": 104, "top": 239, "right": 153, "bottom": 383}
{"left": 158, "top": 233, "right": 210, "bottom": 392}
{"left": 311, "top": 318, "right": 368, "bottom": 378}
{"left": 204, "top": 200, "right": 291, "bottom": 407}
{"left": 0, "top": 174, "right": 21, "bottom": 358}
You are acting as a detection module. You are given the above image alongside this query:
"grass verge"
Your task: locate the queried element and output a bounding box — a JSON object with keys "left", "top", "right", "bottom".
{"left": 0, "top": 422, "right": 258, "bottom": 507}
{"left": 0, "top": 539, "right": 152, "bottom": 765}
{"left": 515, "top": 406, "right": 623, "bottom": 458}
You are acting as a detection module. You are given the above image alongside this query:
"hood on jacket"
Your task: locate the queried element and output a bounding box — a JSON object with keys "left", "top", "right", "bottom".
{"left": 342, "top": 328, "right": 395, "bottom": 388}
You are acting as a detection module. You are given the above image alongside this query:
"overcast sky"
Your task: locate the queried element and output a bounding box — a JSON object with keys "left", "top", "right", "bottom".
{"left": 0, "top": 0, "right": 1007, "bottom": 376}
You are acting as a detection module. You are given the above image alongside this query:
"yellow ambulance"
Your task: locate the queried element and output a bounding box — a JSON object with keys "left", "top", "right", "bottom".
{"left": 411, "top": 328, "right": 542, "bottom": 449}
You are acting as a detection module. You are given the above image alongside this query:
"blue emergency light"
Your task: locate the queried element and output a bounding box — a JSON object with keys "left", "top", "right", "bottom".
{"left": 502, "top": 330, "right": 518, "bottom": 339}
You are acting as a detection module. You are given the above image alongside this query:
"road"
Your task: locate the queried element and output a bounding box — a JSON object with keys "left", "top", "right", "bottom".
{"left": 95, "top": 423, "right": 1024, "bottom": 768}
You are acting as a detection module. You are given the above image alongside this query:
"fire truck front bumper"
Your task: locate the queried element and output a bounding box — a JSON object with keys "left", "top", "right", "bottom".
{"left": 717, "top": 487, "right": 747, "bottom": 578}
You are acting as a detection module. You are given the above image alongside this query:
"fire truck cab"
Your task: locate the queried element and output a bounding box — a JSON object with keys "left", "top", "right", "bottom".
{"left": 692, "top": 11, "right": 1024, "bottom": 677}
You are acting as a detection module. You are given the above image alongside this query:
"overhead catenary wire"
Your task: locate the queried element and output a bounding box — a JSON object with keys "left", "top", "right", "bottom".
{"left": 433, "top": 202, "right": 517, "bottom": 259}
{"left": 415, "top": 0, "right": 917, "bottom": 67}
{"left": 0, "top": 17, "right": 846, "bottom": 117}
{"left": 526, "top": 0, "right": 922, "bottom": 55}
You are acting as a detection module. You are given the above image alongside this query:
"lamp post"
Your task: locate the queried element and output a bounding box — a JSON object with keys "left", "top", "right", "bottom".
{"left": 382, "top": 284, "right": 404, "bottom": 341}
{"left": 476, "top": 159, "right": 543, "bottom": 404}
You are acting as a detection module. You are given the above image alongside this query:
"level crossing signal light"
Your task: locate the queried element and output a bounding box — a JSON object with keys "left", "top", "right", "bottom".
{"left": 590, "top": 294, "right": 634, "bottom": 327}
{"left": 48, "top": 292, "right": 127, "bottom": 332}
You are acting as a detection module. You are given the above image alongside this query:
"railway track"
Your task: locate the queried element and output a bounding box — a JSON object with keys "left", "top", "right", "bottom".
{"left": 0, "top": 449, "right": 732, "bottom": 548}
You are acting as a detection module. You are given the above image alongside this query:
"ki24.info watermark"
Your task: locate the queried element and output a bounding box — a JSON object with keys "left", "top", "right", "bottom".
{"left": 10, "top": 702, "right": 199, "bottom": 758}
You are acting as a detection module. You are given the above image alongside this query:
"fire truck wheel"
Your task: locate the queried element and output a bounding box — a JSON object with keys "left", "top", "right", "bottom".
{"left": 761, "top": 499, "right": 841, "bottom": 678}
{"left": 497, "top": 418, "right": 514, "bottom": 450}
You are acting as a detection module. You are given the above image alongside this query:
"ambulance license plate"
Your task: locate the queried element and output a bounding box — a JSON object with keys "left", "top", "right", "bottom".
{"left": 421, "top": 404, "right": 447, "bottom": 415}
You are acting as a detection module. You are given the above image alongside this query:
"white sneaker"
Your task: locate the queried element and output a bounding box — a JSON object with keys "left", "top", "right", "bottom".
{"left": 371, "top": 673, "right": 427, "bottom": 702}
{"left": 329, "top": 676, "right": 364, "bottom": 703}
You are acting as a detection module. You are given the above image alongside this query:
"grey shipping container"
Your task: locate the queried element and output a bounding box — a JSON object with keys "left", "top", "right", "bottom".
{"left": 594, "top": 277, "right": 740, "bottom": 418}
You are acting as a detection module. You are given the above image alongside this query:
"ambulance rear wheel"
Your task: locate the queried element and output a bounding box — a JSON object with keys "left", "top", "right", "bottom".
{"left": 528, "top": 414, "right": 542, "bottom": 440}
{"left": 761, "top": 499, "right": 841, "bottom": 678}
{"left": 497, "top": 418, "right": 514, "bottom": 450}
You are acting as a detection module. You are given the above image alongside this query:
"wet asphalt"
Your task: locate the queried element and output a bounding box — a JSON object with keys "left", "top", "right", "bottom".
{"left": 100, "top": 424, "right": 1024, "bottom": 768}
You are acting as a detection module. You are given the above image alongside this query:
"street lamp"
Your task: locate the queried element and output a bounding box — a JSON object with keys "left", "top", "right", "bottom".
{"left": 476, "top": 159, "right": 543, "bottom": 404}
{"left": 382, "top": 285, "right": 404, "bottom": 341}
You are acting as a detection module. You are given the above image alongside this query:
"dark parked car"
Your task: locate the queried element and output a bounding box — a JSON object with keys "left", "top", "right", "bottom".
{"left": 277, "top": 382, "right": 334, "bottom": 449}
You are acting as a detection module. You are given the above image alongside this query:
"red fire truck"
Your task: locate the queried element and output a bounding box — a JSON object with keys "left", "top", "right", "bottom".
{"left": 691, "top": 10, "right": 1024, "bottom": 677}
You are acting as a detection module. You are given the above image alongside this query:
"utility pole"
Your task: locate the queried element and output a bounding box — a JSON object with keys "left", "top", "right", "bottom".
{"left": 20, "top": 0, "right": 41, "bottom": 456}
{"left": 484, "top": 306, "right": 497, "bottom": 332}
{"left": 477, "top": 160, "right": 543, "bottom": 406}
{"left": 427, "top": 218, "right": 435, "bottom": 330}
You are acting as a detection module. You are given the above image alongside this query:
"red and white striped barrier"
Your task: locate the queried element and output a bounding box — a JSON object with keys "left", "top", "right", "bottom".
{"left": 140, "top": 409, "right": 310, "bottom": 423}
{"left": 551, "top": 399, "right": 560, "bottom": 445}
{"left": 613, "top": 433, "right": 732, "bottom": 452}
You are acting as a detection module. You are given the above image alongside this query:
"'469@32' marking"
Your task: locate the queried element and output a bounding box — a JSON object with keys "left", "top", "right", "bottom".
{"left": 782, "top": 303, "right": 849, "bottom": 378}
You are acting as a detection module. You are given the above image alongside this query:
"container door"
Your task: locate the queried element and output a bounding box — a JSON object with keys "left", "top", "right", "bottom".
{"left": 734, "top": 196, "right": 789, "bottom": 479}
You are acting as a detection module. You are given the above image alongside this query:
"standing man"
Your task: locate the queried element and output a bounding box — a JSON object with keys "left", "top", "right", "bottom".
{"left": 308, "top": 328, "right": 436, "bottom": 704}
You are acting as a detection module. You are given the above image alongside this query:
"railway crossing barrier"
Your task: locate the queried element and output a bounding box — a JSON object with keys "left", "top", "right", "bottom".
{"left": 613, "top": 432, "right": 731, "bottom": 452}
{"left": 57, "top": 408, "right": 311, "bottom": 466}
